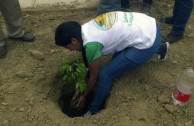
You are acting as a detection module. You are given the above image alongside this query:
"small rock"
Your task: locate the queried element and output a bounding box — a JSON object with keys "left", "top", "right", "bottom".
{"left": 158, "top": 95, "right": 170, "bottom": 103}
{"left": 16, "top": 71, "right": 33, "bottom": 78}
{"left": 2, "top": 120, "right": 9, "bottom": 126}
{"left": 187, "top": 33, "right": 194, "bottom": 38}
{"left": 164, "top": 104, "right": 178, "bottom": 114}
{"left": 29, "top": 101, "right": 34, "bottom": 106}
{"left": 11, "top": 108, "right": 17, "bottom": 112}
{"left": 19, "top": 108, "right": 25, "bottom": 112}
{"left": 185, "top": 120, "right": 192, "bottom": 126}
{"left": 172, "top": 61, "right": 177, "bottom": 64}
{"left": 50, "top": 50, "right": 56, "bottom": 55}
{"left": 27, "top": 109, "right": 32, "bottom": 114}
{"left": 29, "top": 50, "right": 45, "bottom": 60}
{"left": 1, "top": 102, "right": 8, "bottom": 106}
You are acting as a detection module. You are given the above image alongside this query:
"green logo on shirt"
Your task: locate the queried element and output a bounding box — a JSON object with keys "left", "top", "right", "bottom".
{"left": 123, "top": 12, "right": 134, "bottom": 26}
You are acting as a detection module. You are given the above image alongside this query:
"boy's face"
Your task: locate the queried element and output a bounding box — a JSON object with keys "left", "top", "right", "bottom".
{"left": 64, "top": 38, "right": 82, "bottom": 51}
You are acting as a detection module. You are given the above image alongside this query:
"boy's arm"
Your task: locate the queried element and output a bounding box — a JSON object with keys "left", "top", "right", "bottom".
{"left": 84, "top": 57, "right": 100, "bottom": 96}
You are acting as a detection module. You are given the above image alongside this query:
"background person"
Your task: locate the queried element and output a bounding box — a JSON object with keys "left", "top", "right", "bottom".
{"left": 160, "top": 0, "right": 193, "bottom": 43}
{"left": 121, "top": 0, "right": 153, "bottom": 15}
{"left": 97, "top": 0, "right": 121, "bottom": 16}
{"left": 0, "top": 0, "right": 36, "bottom": 59}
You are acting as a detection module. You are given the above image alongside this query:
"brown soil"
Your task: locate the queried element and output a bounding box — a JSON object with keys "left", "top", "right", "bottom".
{"left": 0, "top": 0, "right": 194, "bottom": 126}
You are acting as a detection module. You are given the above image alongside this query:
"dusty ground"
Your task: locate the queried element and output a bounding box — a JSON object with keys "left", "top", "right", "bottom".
{"left": 0, "top": 0, "right": 194, "bottom": 126}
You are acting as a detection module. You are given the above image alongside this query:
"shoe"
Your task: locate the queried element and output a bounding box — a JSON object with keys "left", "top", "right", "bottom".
{"left": 9, "top": 32, "right": 36, "bottom": 42}
{"left": 83, "top": 111, "right": 92, "bottom": 117}
{"left": 159, "top": 16, "right": 173, "bottom": 25}
{"left": 165, "top": 33, "right": 183, "bottom": 43}
{"left": 158, "top": 42, "right": 170, "bottom": 61}
{"left": 141, "top": 2, "right": 151, "bottom": 15}
{"left": 0, "top": 44, "right": 7, "bottom": 59}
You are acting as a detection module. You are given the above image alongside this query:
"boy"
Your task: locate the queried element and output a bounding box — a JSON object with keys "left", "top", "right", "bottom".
{"left": 55, "top": 11, "right": 169, "bottom": 116}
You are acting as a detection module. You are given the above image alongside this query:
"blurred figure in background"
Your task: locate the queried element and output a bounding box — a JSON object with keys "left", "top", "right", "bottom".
{"left": 0, "top": 0, "right": 35, "bottom": 59}
{"left": 160, "top": 0, "right": 193, "bottom": 43}
{"left": 121, "top": 0, "right": 153, "bottom": 15}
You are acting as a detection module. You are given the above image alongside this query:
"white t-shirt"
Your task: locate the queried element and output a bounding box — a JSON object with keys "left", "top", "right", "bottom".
{"left": 82, "top": 11, "right": 157, "bottom": 55}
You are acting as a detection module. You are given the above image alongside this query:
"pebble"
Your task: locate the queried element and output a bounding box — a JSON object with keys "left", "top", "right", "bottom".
{"left": 164, "top": 104, "right": 178, "bottom": 114}
{"left": 19, "top": 108, "right": 25, "bottom": 112}
{"left": 29, "top": 101, "right": 34, "bottom": 106}
{"left": 185, "top": 120, "right": 192, "bottom": 126}
{"left": 27, "top": 109, "right": 32, "bottom": 114}
{"left": 187, "top": 33, "right": 194, "bottom": 38}
{"left": 15, "top": 71, "right": 33, "bottom": 78}
{"left": 29, "top": 50, "right": 45, "bottom": 60}
{"left": 173, "top": 61, "right": 177, "bottom": 64}
{"left": 11, "top": 108, "right": 17, "bottom": 112}
{"left": 2, "top": 120, "right": 9, "bottom": 126}
{"left": 158, "top": 95, "right": 170, "bottom": 103}
{"left": 1, "top": 102, "right": 8, "bottom": 106}
{"left": 50, "top": 50, "right": 56, "bottom": 55}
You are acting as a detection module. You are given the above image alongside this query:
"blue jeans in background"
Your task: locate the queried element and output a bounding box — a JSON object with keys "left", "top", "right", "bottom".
{"left": 89, "top": 26, "right": 162, "bottom": 114}
{"left": 121, "top": 0, "right": 152, "bottom": 9}
{"left": 171, "top": 0, "right": 193, "bottom": 35}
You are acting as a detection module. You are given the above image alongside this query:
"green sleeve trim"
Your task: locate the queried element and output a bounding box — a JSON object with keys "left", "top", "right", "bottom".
{"left": 84, "top": 42, "right": 104, "bottom": 64}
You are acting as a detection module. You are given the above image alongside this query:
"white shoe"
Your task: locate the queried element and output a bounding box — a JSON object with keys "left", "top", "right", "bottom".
{"left": 83, "top": 111, "right": 92, "bottom": 117}
{"left": 158, "top": 42, "right": 170, "bottom": 61}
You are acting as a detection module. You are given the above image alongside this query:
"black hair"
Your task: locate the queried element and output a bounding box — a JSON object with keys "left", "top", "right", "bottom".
{"left": 55, "top": 21, "right": 82, "bottom": 46}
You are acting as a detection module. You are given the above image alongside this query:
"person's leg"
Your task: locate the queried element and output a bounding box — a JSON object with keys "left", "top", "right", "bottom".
{"left": 88, "top": 39, "right": 161, "bottom": 114}
{"left": 0, "top": 0, "right": 24, "bottom": 38}
{"left": 0, "top": 24, "right": 7, "bottom": 58}
{"left": 0, "top": 4, "right": 7, "bottom": 58}
{"left": 0, "top": 24, "right": 5, "bottom": 46}
{"left": 142, "top": 0, "right": 152, "bottom": 15}
{"left": 121, "top": 0, "right": 130, "bottom": 10}
{"left": 0, "top": 0, "right": 35, "bottom": 42}
{"left": 143, "top": 0, "right": 152, "bottom": 5}
{"left": 97, "top": 0, "right": 121, "bottom": 16}
{"left": 163, "top": 0, "right": 193, "bottom": 43}
{"left": 171, "top": 0, "right": 193, "bottom": 36}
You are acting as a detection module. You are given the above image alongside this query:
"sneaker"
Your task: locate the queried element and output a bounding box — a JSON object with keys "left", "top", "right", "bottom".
{"left": 0, "top": 44, "right": 7, "bottom": 59}
{"left": 9, "top": 32, "right": 36, "bottom": 42}
{"left": 167, "top": 33, "right": 183, "bottom": 43}
{"left": 158, "top": 42, "right": 170, "bottom": 61}
{"left": 83, "top": 111, "right": 92, "bottom": 117}
{"left": 159, "top": 16, "right": 173, "bottom": 25}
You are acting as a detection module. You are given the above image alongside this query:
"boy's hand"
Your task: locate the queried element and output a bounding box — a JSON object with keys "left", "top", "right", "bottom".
{"left": 77, "top": 95, "right": 86, "bottom": 109}
{"left": 72, "top": 90, "right": 81, "bottom": 101}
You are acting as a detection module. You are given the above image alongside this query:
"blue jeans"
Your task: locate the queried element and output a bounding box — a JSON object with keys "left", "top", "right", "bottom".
{"left": 121, "top": 0, "right": 130, "bottom": 9}
{"left": 143, "top": 0, "right": 152, "bottom": 4}
{"left": 171, "top": 0, "right": 193, "bottom": 35}
{"left": 89, "top": 26, "right": 161, "bottom": 114}
{"left": 121, "top": 0, "right": 152, "bottom": 9}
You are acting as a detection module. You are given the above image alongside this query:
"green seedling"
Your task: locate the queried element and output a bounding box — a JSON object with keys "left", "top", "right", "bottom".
{"left": 59, "top": 56, "right": 87, "bottom": 93}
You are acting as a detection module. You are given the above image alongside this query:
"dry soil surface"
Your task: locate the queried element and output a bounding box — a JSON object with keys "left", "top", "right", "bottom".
{"left": 0, "top": 0, "right": 194, "bottom": 126}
